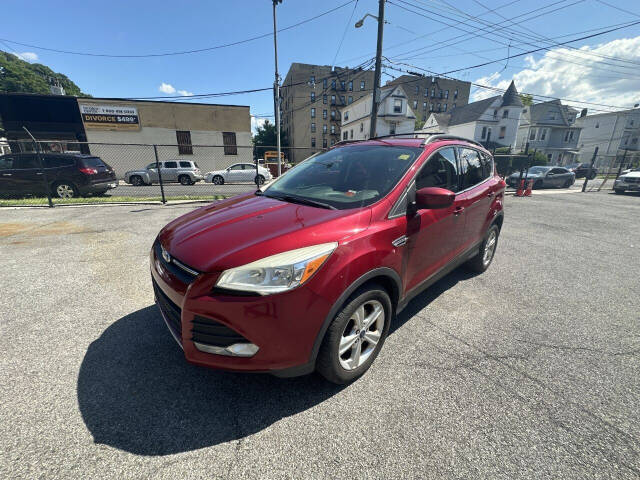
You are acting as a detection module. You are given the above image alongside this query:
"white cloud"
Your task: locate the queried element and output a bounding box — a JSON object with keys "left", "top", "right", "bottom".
{"left": 251, "top": 116, "right": 268, "bottom": 133}
{"left": 471, "top": 36, "right": 640, "bottom": 111}
{"left": 17, "top": 52, "right": 38, "bottom": 62}
{"left": 177, "top": 89, "right": 193, "bottom": 96}
{"left": 158, "top": 82, "right": 176, "bottom": 94}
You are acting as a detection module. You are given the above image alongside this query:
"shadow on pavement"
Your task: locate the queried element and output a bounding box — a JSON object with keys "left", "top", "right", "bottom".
{"left": 78, "top": 268, "right": 478, "bottom": 456}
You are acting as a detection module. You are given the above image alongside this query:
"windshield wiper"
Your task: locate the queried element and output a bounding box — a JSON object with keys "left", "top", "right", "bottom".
{"left": 267, "top": 193, "right": 336, "bottom": 210}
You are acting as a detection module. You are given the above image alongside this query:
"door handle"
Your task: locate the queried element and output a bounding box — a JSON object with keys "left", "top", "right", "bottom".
{"left": 2, "top": 173, "right": 12, "bottom": 176}
{"left": 453, "top": 206, "right": 465, "bottom": 216}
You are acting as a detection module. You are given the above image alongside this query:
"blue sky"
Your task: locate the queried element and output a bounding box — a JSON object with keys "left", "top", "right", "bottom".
{"left": 2, "top": 0, "right": 640, "bottom": 126}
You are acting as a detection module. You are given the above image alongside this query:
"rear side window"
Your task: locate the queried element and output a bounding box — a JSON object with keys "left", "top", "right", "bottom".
{"left": 179, "top": 161, "right": 191, "bottom": 168}
{"left": 13, "top": 154, "right": 40, "bottom": 169}
{"left": 481, "top": 153, "right": 494, "bottom": 178}
{"left": 458, "top": 148, "right": 486, "bottom": 189}
{"left": 80, "top": 157, "right": 105, "bottom": 168}
{"left": 164, "top": 161, "right": 178, "bottom": 168}
{"left": 45, "top": 156, "right": 75, "bottom": 168}
{"left": 416, "top": 147, "right": 459, "bottom": 192}
{"left": 0, "top": 156, "right": 14, "bottom": 170}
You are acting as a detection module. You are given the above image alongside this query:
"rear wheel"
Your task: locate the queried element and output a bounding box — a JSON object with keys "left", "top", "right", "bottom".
{"left": 466, "top": 224, "right": 500, "bottom": 273}
{"left": 533, "top": 180, "right": 542, "bottom": 189}
{"left": 130, "top": 175, "right": 144, "bottom": 186}
{"left": 316, "top": 284, "right": 391, "bottom": 384}
{"left": 255, "top": 174, "right": 265, "bottom": 186}
{"left": 52, "top": 182, "right": 77, "bottom": 199}
{"left": 179, "top": 175, "right": 192, "bottom": 186}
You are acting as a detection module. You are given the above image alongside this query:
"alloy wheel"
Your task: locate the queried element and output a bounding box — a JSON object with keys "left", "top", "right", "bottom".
{"left": 339, "top": 300, "right": 385, "bottom": 371}
{"left": 483, "top": 229, "right": 497, "bottom": 266}
{"left": 56, "top": 184, "right": 75, "bottom": 199}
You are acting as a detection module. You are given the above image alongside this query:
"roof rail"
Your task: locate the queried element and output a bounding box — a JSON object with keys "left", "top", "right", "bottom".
{"left": 422, "top": 134, "right": 486, "bottom": 149}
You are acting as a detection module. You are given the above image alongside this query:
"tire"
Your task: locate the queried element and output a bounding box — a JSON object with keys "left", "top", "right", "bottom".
{"left": 212, "top": 175, "right": 224, "bottom": 185}
{"left": 316, "top": 284, "right": 392, "bottom": 384}
{"left": 130, "top": 175, "right": 144, "bottom": 186}
{"left": 465, "top": 224, "right": 500, "bottom": 273}
{"left": 563, "top": 179, "right": 572, "bottom": 188}
{"left": 533, "top": 180, "right": 542, "bottom": 189}
{"left": 179, "top": 175, "right": 192, "bottom": 186}
{"left": 52, "top": 182, "right": 77, "bottom": 199}
{"left": 255, "top": 175, "right": 265, "bottom": 186}
{"left": 614, "top": 188, "right": 625, "bottom": 195}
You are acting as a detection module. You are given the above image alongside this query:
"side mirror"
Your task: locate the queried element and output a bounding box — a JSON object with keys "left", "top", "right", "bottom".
{"left": 415, "top": 187, "right": 455, "bottom": 210}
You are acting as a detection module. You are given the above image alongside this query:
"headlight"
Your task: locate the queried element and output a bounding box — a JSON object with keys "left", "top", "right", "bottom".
{"left": 215, "top": 242, "right": 338, "bottom": 295}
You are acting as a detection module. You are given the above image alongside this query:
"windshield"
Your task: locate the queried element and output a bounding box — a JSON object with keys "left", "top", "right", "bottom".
{"left": 263, "top": 144, "right": 422, "bottom": 210}
{"left": 527, "top": 166, "right": 551, "bottom": 175}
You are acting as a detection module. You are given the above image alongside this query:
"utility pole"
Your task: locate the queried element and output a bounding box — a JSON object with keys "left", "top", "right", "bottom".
{"left": 272, "top": 0, "right": 282, "bottom": 177}
{"left": 369, "top": 0, "right": 385, "bottom": 139}
{"left": 582, "top": 148, "right": 598, "bottom": 192}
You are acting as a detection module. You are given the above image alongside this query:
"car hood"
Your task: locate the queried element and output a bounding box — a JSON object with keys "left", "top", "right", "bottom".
{"left": 158, "top": 193, "right": 372, "bottom": 272}
{"left": 621, "top": 171, "right": 640, "bottom": 179}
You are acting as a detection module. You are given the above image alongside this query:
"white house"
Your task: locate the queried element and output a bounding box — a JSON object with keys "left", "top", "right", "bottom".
{"left": 417, "top": 81, "right": 523, "bottom": 149}
{"left": 340, "top": 85, "right": 416, "bottom": 141}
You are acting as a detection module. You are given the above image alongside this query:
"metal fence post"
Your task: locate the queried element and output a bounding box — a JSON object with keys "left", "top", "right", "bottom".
{"left": 22, "top": 126, "right": 53, "bottom": 207}
{"left": 153, "top": 144, "right": 166, "bottom": 204}
{"left": 613, "top": 149, "right": 628, "bottom": 187}
{"left": 582, "top": 149, "right": 598, "bottom": 192}
{"left": 254, "top": 145, "right": 260, "bottom": 189}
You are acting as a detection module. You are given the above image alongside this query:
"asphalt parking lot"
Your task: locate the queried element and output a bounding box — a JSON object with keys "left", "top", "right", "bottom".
{"left": 0, "top": 189, "right": 638, "bottom": 479}
{"left": 110, "top": 182, "right": 255, "bottom": 198}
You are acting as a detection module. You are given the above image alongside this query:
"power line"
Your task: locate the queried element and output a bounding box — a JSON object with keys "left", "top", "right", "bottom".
{"left": 0, "top": 1, "right": 356, "bottom": 58}
{"left": 332, "top": 0, "right": 360, "bottom": 69}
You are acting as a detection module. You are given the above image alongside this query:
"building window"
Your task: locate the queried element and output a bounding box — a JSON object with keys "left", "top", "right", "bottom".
{"left": 344, "top": 111, "right": 349, "bottom": 121}
{"left": 444, "top": 90, "right": 449, "bottom": 99}
{"left": 394, "top": 99, "right": 402, "bottom": 113}
{"left": 311, "top": 92, "right": 315, "bottom": 102}
{"left": 343, "top": 131, "right": 348, "bottom": 140}
{"left": 323, "top": 138, "right": 327, "bottom": 148}
{"left": 452, "top": 103, "right": 456, "bottom": 109}
{"left": 348, "top": 96, "right": 353, "bottom": 104}
{"left": 340, "top": 95, "right": 345, "bottom": 104}
{"left": 437, "top": 103, "right": 441, "bottom": 111}
{"left": 310, "top": 75, "right": 315, "bottom": 84}
{"left": 331, "top": 139, "right": 336, "bottom": 146}
{"left": 323, "top": 109, "right": 327, "bottom": 119}
{"left": 502, "top": 109, "right": 508, "bottom": 118}
{"left": 311, "top": 108, "right": 316, "bottom": 118}
{"left": 415, "top": 85, "right": 419, "bottom": 95}
{"left": 423, "top": 102, "right": 427, "bottom": 110}
{"left": 340, "top": 81, "right": 345, "bottom": 90}
{"left": 331, "top": 125, "right": 335, "bottom": 134}
{"left": 331, "top": 110, "right": 336, "bottom": 120}
{"left": 481, "top": 127, "right": 487, "bottom": 140}
{"left": 431, "top": 88, "right": 435, "bottom": 97}
{"left": 443, "top": 103, "right": 447, "bottom": 112}
{"left": 323, "top": 124, "right": 327, "bottom": 133}
{"left": 323, "top": 78, "right": 327, "bottom": 88}
{"left": 540, "top": 129, "right": 547, "bottom": 141}
{"left": 360, "top": 123, "right": 364, "bottom": 132}
{"left": 413, "top": 100, "right": 418, "bottom": 109}
{"left": 331, "top": 79, "right": 336, "bottom": 89}
{"left": 454, "top": 89, "right": 458, "bottom": 99}
{"left": 323, "top": 94, "right": 327, "bottom": 104}
{"left": 176, "top": 130, "right": 193, "bottom": 155}
{"left": 389, "top": 122, "right": 396, "bottom": 135}
{"left": 499, "top": 126, "right": 506, "bottom": 139}
{"left": 529, "top": 129, "right": 536, "bottom": 140}
{"left": 350, "top": 129, "right": 353, "bottom": 139}
{"left": 595, "top": 122, "right": 599, "bottom": 128}
{"left": 493, "top": 109, "right": 498, "bottom": 119}
{"left": 360, "top": 80, "right": 365, "bottom": 90}
{"left": 311, "top": 122, "right": 316, "bottom": 133}
{"left": 311, "top": 137, "right": 316, "bottom": 147}
{"left": 547, "top": 153, "right": 553, "bottom": 161}
{"left": 222, "top": 132, "right": 237, "bottom": 155}
{"left": 331, "top": 95, "right": 336, "bottom": 104}
{"left": 429, "top": 103, "right": 433, "bottom": 111}
{"left": 348, "top": 81, "right": 353, "bottom": 91}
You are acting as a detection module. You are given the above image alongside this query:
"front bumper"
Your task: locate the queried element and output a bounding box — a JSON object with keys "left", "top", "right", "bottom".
{"left": 150, "top": 243, "right": 331, "bottom": 375}
{"left": 615, "top": 180, "right": 640, "bottom": 190}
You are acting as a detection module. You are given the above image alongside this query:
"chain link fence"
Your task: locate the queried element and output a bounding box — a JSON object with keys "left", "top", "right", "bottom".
{"left": 0, "top": 141, "right": 323, "bottom": 206}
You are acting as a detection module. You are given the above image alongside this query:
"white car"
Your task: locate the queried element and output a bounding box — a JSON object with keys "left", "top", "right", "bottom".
{"left": 614, "top": 170, "right": 640, "bottom": 194}
{"left": 204, "top": 163, "right": 273, "bottom": 186}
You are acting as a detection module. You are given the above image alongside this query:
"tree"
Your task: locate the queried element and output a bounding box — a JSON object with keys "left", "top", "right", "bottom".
{"left": 414, "top": 118, "right": 425, "bottom": 130}
{"left": 0, "top": 51, "right": 88, "bottom": 96}
{"left": 252, "top": 120, "right": 289, "bottom": 160}
{"left": 520, "top": 93, "right": 533, "bottom": 106}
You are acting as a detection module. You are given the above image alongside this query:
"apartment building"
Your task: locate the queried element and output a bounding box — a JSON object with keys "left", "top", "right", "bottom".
{"left": 515, "top": 99, "right": 582, "bottom": 164}
{"left": 340, "top": 85, "right": 416, "bottom": 141}
{"left": 384, "top": 74, "right": 471, "bottom": 122}
{"left": 575, "top": 107, "right": 640, "bottom": 167}
{"left": 280, "top": 63, "right": 374, "bottom": 162}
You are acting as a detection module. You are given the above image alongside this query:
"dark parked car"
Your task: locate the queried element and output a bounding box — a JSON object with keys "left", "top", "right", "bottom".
{"left": 506, "top": 166, "right": 575, "bottom": 189}
{"left": 566, "top": 162, "right": 597, "bottom": 179}
{"left": 152, "top": 135, "right": 506, "bottom": 384}
{"left": 0, "top": 152, "right": 118, "bottom": 199}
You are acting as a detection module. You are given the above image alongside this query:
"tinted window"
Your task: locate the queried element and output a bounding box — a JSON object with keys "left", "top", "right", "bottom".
{"left": 481, "top": 153, "right": 494, "bottom": 178}
{"left": 264, "top": 145, "right": 421, "bottom": 210}
{"left": 164, "top": 161, "right": 178, "bottom": 168}
{"left": 81, "top": 157, "right": 105, "bottom": 168}
{"left": 146, "top": 162, "right": 158, "bottom": 169}
{"left": 550, "top": 168, "right": 567, "bottom": 174}
{"left": 458, "top": 148, "right": 485, "bottom": 189}
{"left": 14, "top": 154, "right": 40, "bottom": 169}
{"left": 416, "top": 147, "right": 458, "bottom": 192}
{"left": 0, "top": 156, "right": 14, "bottom": 170}
{"left": 229, "top": 164, "right": 243, "bottom": 171}
{"left": 179, "top": 161, "right": 192, "bottom": 168}
{"left": 44, "top": 156, "right": 75, "bottom": 168}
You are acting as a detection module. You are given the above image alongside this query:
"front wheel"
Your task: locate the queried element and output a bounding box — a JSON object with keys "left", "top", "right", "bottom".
{"left": 563, "top": 179, "right": 572, "bottom": 188}
{"left": 212, "top": 175, "right": 224, "bottom": 185}
{"left": 179, "top": 175, "right": 192, "bottom": 186}
{"left": 466, "top": 224, "right": 500, "bottom": 273}
{"left": 316, "top": 284, "right": 392, "bottom": 384}
{"left": 255, "top": 174, "right": 265, "bottom": 186}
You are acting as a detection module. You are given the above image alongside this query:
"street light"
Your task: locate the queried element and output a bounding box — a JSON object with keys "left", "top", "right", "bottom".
{"left": 354, "top": 1, "right": 385, "bottom": 139}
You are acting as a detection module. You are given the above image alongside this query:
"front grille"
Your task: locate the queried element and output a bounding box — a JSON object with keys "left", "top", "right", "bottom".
{"left": 153, "top": 279, "right": 182, "bottom": 341}
{"left": 154, "top": 240, "right": 199, "bottom": 285}
{"left": 191, "top": 315, "right": 248, "bottom": 348}
{"left": 623, "top": 177, "right": 640, "bottom": 183}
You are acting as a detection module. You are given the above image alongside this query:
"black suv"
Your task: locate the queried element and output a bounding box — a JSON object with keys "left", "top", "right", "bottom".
{"left": 566, "top": 162, "right": 597, "bottom": 179}
{"left": 0, "top": 153, "right": 118, "bottom": 199}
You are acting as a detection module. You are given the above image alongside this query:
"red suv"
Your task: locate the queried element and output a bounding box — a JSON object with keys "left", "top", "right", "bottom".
{"left": 151, "top": 136, "right": 505, "bottom": 383}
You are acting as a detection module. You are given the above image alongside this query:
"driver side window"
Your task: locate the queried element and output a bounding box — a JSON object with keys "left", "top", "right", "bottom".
{"left": 415, "top": 147, "right": 459, "bottom": 192}
{"left": 229, "top": 164, "right": 243, "bottom": 171}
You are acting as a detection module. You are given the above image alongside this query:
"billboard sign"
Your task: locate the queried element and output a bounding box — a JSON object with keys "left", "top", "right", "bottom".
{"left": 79, "top": 103, "right": 140, "bottom": 131}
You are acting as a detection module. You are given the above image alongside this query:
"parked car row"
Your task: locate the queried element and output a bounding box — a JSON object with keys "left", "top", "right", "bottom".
{"left": 124, "top": 161, "right": 273, "bottom": 186}
{"left": 565, "top": 162, "right": 598, "bottom": 179}
{"left": 506, "top": 166, "right": 575, "bottom": 189}
{"left": 614, "top": 169, "right": 640, "bottom": 194}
